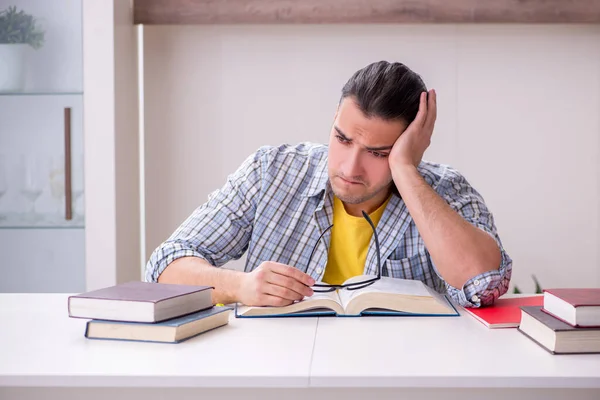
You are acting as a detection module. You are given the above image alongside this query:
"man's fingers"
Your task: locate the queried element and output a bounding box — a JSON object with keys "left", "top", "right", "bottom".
{"left": 268, "top": 262, "right": 315, "bottom": 287}
{"left": 412, "top": 92, "right": 428, "bottom": 129}
{"left": 263, "top": 282, "right": 304, "bottom": 302}
{"left": 424, "top": 89, "right": 437, "bottom": 133}
{"left": 267, "top": 270, "right": 314, "bottom": 298}
{"left": 260, "top": 293, "right": 295, "bottom": 307}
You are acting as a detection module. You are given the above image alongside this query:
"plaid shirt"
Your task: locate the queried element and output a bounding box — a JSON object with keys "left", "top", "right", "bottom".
{"left": 146, "top": 143, "right": 512, "bottom": 307}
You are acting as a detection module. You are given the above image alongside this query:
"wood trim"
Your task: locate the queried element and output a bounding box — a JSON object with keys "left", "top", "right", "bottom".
{"left": 64, "top": 107, "right": 73, "bottom": 221}
{"left": 134, "top": 0, "right": 600, "bottom": 25}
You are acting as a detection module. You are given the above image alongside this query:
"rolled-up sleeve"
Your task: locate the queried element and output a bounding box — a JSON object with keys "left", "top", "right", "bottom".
{"left": 436, "top": 170, "right": 513, "bottom": 308}
{"left": 144, "top": 148, "right": 265, "bottom": 283}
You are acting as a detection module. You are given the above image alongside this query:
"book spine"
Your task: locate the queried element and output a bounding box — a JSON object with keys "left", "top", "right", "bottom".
{"left": 84, "top": 320, "right": 91, "bottom": 338}
{"left": 517, "top": 327, "right": 556, "bottom": 355}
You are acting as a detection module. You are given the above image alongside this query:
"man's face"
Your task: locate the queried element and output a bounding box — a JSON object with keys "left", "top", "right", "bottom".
{"left": 328, "top": 97, "right": 407, "bottom": 208}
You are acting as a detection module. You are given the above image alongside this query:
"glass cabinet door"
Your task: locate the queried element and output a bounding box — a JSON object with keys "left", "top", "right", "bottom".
{"left": 0, "top": 0, "right": 84, "bottom": 292}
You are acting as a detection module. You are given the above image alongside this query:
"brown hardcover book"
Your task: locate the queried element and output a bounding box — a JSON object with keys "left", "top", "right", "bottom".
{"left": 68, "top": 281, "right": 213, "bottom": 323}
{"left": 518, "top": 306, "right": 600, "bottom": 354}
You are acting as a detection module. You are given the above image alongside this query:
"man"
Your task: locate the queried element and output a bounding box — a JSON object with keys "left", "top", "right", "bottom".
{"left": 146, "top": 61, "right": 512, "bottom": 308}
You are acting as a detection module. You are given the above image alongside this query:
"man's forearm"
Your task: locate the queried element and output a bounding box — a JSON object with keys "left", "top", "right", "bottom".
{"left": 158, "top": 257, "right": 244, "bottom": 304}
{"left": 391, "top": 165, "right": 501, "bottom": 289}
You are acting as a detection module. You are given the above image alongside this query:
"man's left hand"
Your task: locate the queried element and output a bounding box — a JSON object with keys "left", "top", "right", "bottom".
{"left": 389, "top": 89, "right": 437, "bottom": 170}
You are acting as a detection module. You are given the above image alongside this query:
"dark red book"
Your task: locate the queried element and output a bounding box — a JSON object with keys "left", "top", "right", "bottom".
{"left": 68, "top": 281, "right": 214, "bottom": 323}
{"left": 542, "top": 288, "right": 600, "bottom": 328}
{"left": 463, "top": 296, "right": 544, "bottom": 328}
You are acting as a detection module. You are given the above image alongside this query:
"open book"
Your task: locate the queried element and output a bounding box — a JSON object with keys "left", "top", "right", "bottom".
{"left": 235, "top": 275, "right": 458, "bottom": 318}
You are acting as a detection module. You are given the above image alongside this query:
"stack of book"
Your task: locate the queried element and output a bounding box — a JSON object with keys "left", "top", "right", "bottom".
{"left": 518, "top": 288, "right": 600, "bottom": 354}
{"left": 67, "top": 281, "right": 232, "bottom": 343}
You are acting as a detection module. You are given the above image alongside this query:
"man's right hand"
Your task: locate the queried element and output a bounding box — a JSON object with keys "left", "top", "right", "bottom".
{"left": 238, "top": 261, "right": 316, "bottom": 307}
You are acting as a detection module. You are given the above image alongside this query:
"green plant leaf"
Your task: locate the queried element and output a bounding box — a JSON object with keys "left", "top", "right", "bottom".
{"left": 532, "top": 274, "right": 543, "bottom": 294}
{"left": 513, "top": 285, "right": 521, "bottom": 294}
{"left": 0, "top": 5, "right": 45, "bottom": 49}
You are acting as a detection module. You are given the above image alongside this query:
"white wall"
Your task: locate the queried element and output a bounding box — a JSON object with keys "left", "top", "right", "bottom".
{"left": 143, "top": 24, "right": 600, "bottom": 292}
{"left": 113, "top": 0, "right": 141, "bottom": 284}
{"left": 83, "top": 0, "right": 140, "bottom": 290}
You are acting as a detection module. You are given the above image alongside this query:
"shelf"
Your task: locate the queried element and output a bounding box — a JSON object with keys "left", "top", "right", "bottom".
{"left": 134, "top": 0, "right": 600, "bottom": 24}
{"left": 0, "top": 92, "right": 83, "bottom": 97}
{"left": 0, "top": 213, "right": 84, "bottom": 230}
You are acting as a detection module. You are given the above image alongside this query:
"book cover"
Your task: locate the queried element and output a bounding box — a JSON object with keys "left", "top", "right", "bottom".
{"left": 85, "top": 306, "right": 232, "bottom": 344}
{"left": 69, "top": 281, "right": 213, "bottom": 304}
{"left": 542, "top": 288, "right": 600, "bottom": 327}
{"left": 543, "top": 288, "right": 600, "bottom": 307}
{"left": 521, "top": 306, "right": 586, "bottom": 332}
{"left": 68, "top": 281, "right": 214, "bottom": 322}
{"left": 463, "top": 296, "right": 543, "bottom": 328}
{"left": 517, "top": 329, "right": 561, "bottom": 355}
{"left": 540, "top": 308, "right": 600, "bottom": 328}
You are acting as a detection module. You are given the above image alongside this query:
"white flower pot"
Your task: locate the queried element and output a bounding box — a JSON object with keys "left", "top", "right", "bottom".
{"left": 0, "top": 44, "right": 28, "bottom": 92}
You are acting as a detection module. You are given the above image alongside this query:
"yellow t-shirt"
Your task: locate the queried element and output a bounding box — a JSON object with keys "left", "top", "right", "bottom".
{"left": 322, "top": 195, "right": 391, "bottom": 285}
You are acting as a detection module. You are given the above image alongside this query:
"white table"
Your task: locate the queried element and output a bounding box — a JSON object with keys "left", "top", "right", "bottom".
{"left": 1, "top": 294, "right": 599, "bottom": 400}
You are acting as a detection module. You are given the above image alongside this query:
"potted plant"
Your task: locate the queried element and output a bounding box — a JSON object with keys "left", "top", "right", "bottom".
{"left": 0, "top": 5, "right": 45, "bottom": 92}
{"left": 513, "top": 274, "right": 543, "bottom": 294}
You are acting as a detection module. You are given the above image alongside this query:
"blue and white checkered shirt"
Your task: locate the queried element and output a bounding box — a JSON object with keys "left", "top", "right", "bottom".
{"left": 146, "top": 143, "right": 512, "bottom": 307}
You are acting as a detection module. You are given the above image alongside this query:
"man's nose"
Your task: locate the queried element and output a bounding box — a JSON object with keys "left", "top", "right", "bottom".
{"left": 342, "top": 148, "right": 363, "bottom": 179}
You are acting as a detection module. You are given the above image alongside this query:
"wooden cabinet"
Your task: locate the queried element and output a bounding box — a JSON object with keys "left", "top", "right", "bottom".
{"left": 0, "top": 0, "right": 140, "bottom": 292}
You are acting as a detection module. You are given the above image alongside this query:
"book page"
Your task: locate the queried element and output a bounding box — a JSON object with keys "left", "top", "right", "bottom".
{"left": 237, "top": 285, "right": 343, "bottom": 317}
{"left": 338, "top": 276, "right": 454, "bottom": 315}
{"left": 338, "top": 276, "right": 432, "bottom": 309}
{"left": 304, "top": 288, "right": 343, "bottom": 305}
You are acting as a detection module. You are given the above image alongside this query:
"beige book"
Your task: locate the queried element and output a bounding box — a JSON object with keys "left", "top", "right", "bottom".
{"left": 236, "top": 276, "right": 458, "bottom": 318}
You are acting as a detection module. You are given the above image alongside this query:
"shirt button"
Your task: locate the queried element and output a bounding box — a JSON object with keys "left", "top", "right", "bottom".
{"left": 316, "top": 268, "right": 323, "bottom": 274}
{"left": 471, "top": 295, "right": 480, "bottom": 303}
{"left": 474, "top": 279, "right": 481, "bottom": 286}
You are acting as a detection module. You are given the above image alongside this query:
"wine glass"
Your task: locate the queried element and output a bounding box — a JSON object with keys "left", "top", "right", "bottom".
{"left": 19, "top": 154, "right": 46, "bottom": 222}
{"left": 49, "top": 155, "right": 65, "bottom": 222}
{"left": 0, "top": 154, "right": 7, "bottom": 221}
{"left": 71, "top": 154, "right": 84, "bottom": 222}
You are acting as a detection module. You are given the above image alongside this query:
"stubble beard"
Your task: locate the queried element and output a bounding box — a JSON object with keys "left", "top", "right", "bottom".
{"left": 330, "top": 175, "right": 391, "bottom": 205}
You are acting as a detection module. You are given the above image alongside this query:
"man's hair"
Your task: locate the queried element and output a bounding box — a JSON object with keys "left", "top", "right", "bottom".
{"left": 340, "top": 61, "right": 427, "bottom": 125}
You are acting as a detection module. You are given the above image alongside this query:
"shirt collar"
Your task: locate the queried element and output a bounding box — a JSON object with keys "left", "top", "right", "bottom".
{"left": 301, "top": 155, "right": 330, "bottom": 198}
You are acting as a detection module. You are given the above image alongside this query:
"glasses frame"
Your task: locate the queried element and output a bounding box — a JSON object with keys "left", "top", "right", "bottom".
{"left": 309, "top": 210, "right": 382, "bottom": 292}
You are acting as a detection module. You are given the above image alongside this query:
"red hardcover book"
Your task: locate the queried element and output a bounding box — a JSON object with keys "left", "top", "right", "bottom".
{"left": 463, "top": 296, "right": 544, "bottom": 328}
{"left": 542, "top": 288, "right": 600, "bottom": 328}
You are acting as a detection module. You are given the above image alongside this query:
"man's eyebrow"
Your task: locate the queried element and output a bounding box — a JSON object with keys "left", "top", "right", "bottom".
{"left": 365, "top": 144, "right": 393, "bottom": 152}
{"left": 334, "top": 126, "right": 349, "bottom": 140}
{"left": 334, "top": 125, "right": 393, "bottom": 152}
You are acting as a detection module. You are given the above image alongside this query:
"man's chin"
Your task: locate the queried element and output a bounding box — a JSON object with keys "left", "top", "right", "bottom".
{"left": 331, "top": 185, "right": 369, "bottom": 205}
{"left": 336, "top": 196, "right": 366, "bottom": 205}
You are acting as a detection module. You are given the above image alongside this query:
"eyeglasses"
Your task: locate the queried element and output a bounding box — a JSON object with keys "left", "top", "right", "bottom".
{"left": 309, "top": 210, "right": 382, "bottom": 292}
